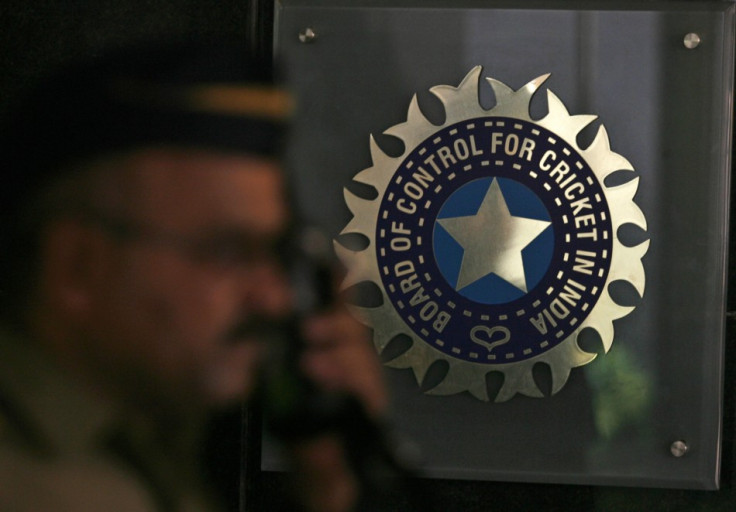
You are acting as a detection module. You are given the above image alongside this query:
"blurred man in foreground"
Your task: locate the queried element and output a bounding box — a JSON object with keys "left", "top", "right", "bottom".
{"left": 0, "top": 41, "right": 386, "bottom": 512}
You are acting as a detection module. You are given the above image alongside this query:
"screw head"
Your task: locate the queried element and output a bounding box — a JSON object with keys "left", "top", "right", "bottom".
{"left": 683, "top": 33, "right": 701, "bottom": 49}
{"left": 670, "top": 440, "right": 689, "bottom": 457}
{"left": 299, "top": 28, "right": 316, "bottom": 44}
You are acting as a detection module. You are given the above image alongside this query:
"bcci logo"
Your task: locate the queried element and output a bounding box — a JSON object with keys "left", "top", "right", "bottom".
{"left": 336, "top": 68, "right": 648, "bottom": 401}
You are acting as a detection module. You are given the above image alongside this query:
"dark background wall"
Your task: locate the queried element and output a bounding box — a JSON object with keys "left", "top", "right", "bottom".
{"left": 0, "top": 1, "right": 733, "bottom": 511}
{"left": 0, "top": 1, "right": 265, "bottom": 119}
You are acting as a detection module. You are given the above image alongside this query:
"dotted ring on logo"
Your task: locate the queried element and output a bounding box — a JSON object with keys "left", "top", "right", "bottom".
{"left": 375, "top": 118, "right": 613, "bottom": 364}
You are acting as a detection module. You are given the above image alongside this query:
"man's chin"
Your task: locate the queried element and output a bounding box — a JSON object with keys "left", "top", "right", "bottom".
{"left": 199, "top": 343, "right": 264, "bottom": 407}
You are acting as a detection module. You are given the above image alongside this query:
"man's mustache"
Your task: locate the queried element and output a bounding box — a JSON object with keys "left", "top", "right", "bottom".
{"left": 223, "top": 316, "right": 289, "bottom": 345}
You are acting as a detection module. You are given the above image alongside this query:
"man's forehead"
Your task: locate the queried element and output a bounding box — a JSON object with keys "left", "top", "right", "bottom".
{"left": 117, "top": 147, "right": 289, "bottom": 231}
{"left": 125, "top": 147, "right": 282, "bottom": 175}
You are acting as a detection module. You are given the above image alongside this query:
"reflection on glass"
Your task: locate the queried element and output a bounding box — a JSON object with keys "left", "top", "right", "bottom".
{"left": 275, "top": 0, "right": 734, "bottom": 490}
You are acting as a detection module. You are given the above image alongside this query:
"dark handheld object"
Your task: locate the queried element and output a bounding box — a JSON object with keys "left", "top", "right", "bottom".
{"left": 259, "top": 228, "right": 434, "bottom": 511}
{"left": 261, "top": 226, "right": 341, "bottom": 438}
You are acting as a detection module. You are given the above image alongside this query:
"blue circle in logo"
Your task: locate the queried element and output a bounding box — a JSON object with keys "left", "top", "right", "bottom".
{"left": 433, "top": 177, "right": 553, "bottom": 304}
{"left": 375, "top": 117, "right": 613, "bottom": 363}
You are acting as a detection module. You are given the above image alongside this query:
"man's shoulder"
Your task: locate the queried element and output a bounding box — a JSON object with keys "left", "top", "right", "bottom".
{"left": 0, "top": 332, "right": 158, "bottom": 512}
{"left": 0, "top": 432, "right": 157, "bottom": 512}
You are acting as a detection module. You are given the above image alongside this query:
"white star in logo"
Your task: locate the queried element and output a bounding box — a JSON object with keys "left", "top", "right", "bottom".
{"left": 437, "top": 178, "right": 551, "bottom": 292}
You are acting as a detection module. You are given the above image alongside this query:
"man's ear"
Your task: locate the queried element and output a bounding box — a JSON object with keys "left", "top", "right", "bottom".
{"left": 38, "top": 220, "right": 114, "bottom": 320}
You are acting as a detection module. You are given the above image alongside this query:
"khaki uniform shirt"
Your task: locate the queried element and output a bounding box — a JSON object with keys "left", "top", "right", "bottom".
{"left": 0, "top": 329, "right": 220, "bottom": 512}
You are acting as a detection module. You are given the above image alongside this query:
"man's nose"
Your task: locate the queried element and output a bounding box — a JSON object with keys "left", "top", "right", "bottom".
{"left": 243, "top": 260, "right": 293, "bottom": 316}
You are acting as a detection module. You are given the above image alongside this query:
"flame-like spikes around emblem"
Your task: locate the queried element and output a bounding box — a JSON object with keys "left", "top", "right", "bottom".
{"left": 336, "top": 68, "right": 648, "bottom": 402}
{"left": 607, "top": 179, "right": 648, "bottom": 230}
{"left": 341, "top": 188, "right": 376, "bottom": 236}
{"left": 426, "top": 362, "right": 491, "bottom": 401}
{"left": 610, "top": 240, "right": 649, "bottom": 297}
{"left": 487, "top": 74, "right": 550, "bottom": 119}
{"left": 584, "top": 125, "right": 635, "bottom": 181}
{"left": 541, "top": 91, "right": 598, "bottom": 143}
{"left": 430, "top": 66, "right": 485, "bottom": 124}
{"left": 486, "top": 77, "right": 515, "bottom": 103}
{"left": 384, "top": 95, "right": 437, "bottom": 149}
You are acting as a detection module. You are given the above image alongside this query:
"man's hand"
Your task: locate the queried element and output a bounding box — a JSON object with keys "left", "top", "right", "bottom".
{"left": 300, "top": 308, "right": 387, "bottom": 418}
{"left": 286, "top": 307, "right": 387, "bottom": 512}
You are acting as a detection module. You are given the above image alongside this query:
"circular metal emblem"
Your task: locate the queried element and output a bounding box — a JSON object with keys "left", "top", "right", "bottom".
{"left": 336, "top": 68, "right": 648, "bottom": 401}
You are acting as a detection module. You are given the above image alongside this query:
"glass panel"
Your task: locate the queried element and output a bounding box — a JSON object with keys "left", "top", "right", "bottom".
{"left": 271, "top": 0, "right": 734, "bottom": 489}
